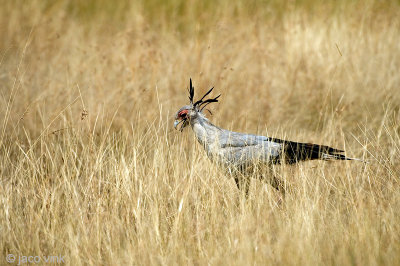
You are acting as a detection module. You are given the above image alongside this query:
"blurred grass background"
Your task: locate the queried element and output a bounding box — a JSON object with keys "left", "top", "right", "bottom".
{"left": 1, "top": 0, "right": 400, "bottom": 265}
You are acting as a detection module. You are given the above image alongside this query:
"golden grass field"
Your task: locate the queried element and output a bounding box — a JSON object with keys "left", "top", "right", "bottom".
{"left": 1, "top": 0, "right": 400, "bottom": 265}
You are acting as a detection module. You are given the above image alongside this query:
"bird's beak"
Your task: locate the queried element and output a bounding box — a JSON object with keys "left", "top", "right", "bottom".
{"left": 174, "top": 119, "right": 184, "bottom": 130}
{"left": 174, "top": 119, "right": 187, "bottom": 131}
{"left": 174, "top": 120, "right": 181, "bottom": 129}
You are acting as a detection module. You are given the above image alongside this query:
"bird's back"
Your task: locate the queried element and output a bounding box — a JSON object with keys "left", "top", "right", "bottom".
{"left": 191, "top": 117, "right": 282, "bottom": 170}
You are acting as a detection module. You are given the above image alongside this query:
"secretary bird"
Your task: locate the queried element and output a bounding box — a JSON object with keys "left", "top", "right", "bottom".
{"left": 174, "top": 79, "right": 360, "bottom": 195}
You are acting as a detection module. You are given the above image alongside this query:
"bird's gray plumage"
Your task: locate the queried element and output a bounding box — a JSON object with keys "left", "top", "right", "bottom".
{"left": 190, "top": 113, "right": 281, "bottom": 166}
{"left": 174, "top": 79, "right": 360, "bottom": 193}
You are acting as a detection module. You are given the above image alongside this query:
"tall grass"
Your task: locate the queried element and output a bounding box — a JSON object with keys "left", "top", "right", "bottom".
{"left": 1, "top": 0, "right": 399, "bottom": 265}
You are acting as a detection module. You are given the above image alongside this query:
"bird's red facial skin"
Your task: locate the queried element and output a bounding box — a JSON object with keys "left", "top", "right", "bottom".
{"left": 178, "top": 110, "right": 188, "bottom": 119}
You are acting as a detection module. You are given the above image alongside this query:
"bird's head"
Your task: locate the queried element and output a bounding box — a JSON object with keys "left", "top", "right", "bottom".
{"left": 174, "top": 78, "right": 220, "bottom": 131}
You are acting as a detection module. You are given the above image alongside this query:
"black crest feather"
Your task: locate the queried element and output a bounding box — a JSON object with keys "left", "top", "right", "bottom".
{"left": 188, "top": 78, "right": 195, "bottom": 104}
{"left": 187, "top": 79, "right": 220, "bottom": 111}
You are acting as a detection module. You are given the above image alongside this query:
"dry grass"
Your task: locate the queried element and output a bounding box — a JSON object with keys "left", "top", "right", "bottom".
{"left": 1, "top": 0, "right": 400, "bottom": 265}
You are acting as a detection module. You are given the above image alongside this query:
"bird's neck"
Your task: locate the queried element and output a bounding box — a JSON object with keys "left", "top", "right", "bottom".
{"left": 190, "top": 115, "right": 221, "bottom": 148}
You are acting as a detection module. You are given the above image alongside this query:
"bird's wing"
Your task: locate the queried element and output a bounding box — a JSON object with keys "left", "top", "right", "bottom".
{"left": 216, "top": 130, "right": 282, "bottom": 163}
{"left": 218, "top": 130, "right": 270, "bottom": 147}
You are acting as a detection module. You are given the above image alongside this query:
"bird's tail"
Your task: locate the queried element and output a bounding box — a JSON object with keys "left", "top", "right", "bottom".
{"left": 321, "top": 153, "right": 365, "bottom": 162}
{"left": 277, "top": 139, "right": 365, "bottom": 163}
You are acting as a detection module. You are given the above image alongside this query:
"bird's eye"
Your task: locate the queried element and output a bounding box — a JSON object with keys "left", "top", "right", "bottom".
{"left": 178, "top": 110, "right": 188, "bottom": 118}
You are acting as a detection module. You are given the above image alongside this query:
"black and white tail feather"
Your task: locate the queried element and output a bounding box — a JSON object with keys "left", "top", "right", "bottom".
{"left": 269, "top": 138, "right": 365, "bottom": 164}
